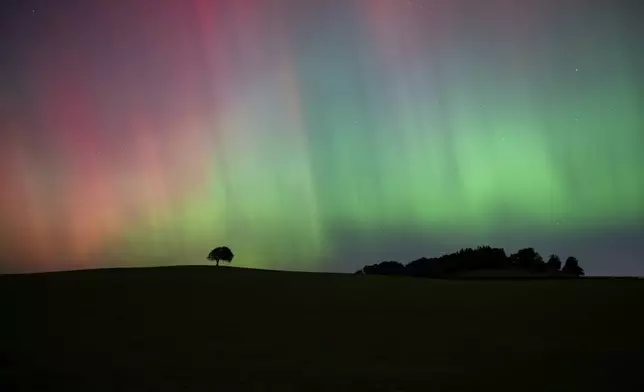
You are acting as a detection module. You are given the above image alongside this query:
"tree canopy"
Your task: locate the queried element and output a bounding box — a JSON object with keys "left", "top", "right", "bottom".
{"left": 561, "top": 256, "right": 585, "bottom": 277}
{"left": 207, "top": 246, "right": 234, "bottom": 267}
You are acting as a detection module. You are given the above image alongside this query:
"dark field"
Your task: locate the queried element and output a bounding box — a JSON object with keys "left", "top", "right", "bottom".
{"left": 3, "top": 266, "right": 644, "bottom": 391}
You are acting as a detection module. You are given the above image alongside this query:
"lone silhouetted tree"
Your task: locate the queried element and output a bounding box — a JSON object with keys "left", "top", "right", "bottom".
{"left": 562, "top": 256, "right": 584, "bottom": 276}
{"left": 207, "top": 246, "right": 234, "bottom": 267}
{"left": 546, "top": 254, "right": 562, "bottom": 271}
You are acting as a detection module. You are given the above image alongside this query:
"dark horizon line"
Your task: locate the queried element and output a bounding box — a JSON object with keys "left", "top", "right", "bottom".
{"left": 2, "top": 264, "right": 644, "bottom": 279}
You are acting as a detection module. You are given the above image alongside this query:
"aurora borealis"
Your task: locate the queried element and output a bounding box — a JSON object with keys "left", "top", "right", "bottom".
{"left": 1, "top": 0, "right": 643, "bottom": 275}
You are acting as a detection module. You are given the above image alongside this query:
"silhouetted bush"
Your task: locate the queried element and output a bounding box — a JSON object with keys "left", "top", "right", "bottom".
{"left": 361, "top": 261, "right": 406, "bottom": 276}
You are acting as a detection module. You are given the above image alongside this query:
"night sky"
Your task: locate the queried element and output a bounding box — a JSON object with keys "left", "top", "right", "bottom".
{"left": 1, "top": 0, "right": 643, "bottom": 275}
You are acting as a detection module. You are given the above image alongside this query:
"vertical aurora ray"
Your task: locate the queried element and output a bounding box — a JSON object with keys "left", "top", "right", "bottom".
{"left": 0, "top": 0, "right": 642, "bottom": 274}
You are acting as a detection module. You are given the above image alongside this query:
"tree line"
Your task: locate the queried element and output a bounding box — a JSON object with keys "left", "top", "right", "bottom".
{"left": 356, "top": 246, "right": 585, "bottom": 278}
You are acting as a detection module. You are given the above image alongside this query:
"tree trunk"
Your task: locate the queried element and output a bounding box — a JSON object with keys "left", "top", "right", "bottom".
{"left": 216, "top": 260, "right": 219, "bottom": 267}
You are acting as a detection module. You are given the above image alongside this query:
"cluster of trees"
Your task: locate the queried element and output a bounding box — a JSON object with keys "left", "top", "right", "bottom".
{"left": 357, "top": 246, "right": 585, "bottom": 278}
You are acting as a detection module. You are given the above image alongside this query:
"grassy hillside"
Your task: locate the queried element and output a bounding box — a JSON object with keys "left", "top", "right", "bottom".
{"left": 3, "top": 266, "right": 644, "bottom": 391}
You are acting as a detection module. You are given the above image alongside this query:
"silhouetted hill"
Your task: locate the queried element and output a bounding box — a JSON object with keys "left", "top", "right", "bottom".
{"left": 3, "top": 266, "right": 643, "bottom": 391}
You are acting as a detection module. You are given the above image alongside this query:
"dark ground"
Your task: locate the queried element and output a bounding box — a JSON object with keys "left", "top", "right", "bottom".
{"left": 2, "top": 266, "right": 644, "bottom": 391}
